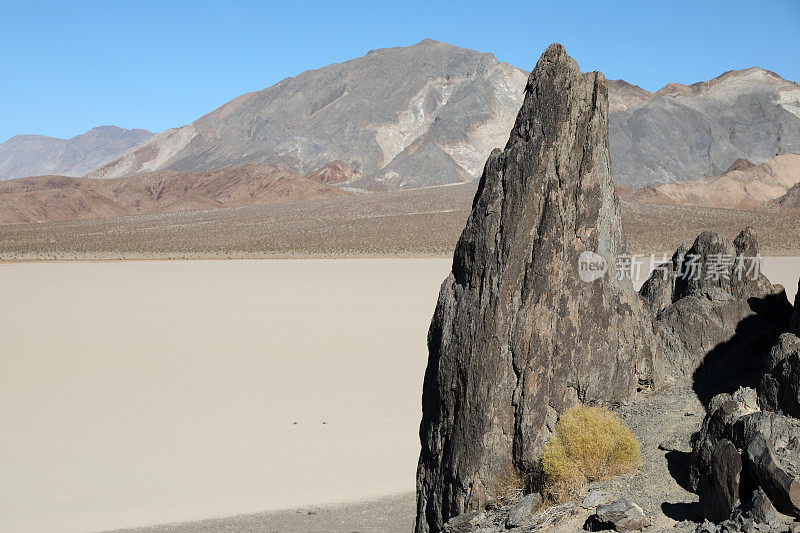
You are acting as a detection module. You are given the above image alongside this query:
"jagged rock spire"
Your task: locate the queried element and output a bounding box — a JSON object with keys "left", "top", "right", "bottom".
{"left": 415, "top": 44, "right": 659, "bottom": 532}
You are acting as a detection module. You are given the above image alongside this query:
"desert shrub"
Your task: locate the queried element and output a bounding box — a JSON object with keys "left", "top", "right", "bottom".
{"left": 541, "top": 404, "right": 640, "bottom": 501}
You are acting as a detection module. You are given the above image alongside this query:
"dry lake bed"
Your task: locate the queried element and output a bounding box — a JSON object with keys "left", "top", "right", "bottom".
{"left": 1, "top": 258, "right": 797, "bottom": 532}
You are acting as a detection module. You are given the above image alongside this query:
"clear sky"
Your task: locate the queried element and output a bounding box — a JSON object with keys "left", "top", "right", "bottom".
{"left": 2, "top": 0, "right": 799, "bottom": 142}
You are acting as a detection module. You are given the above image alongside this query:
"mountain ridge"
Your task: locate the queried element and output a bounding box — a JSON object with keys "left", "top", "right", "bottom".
{"left": 5, "top": 41, "right": 799, "bottom": 191}
{"left": 0, "top": 126, "right": 154, "bottom": 181}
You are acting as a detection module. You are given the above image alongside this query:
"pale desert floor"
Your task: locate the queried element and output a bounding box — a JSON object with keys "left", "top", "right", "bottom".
{"left": 1, "top": 258, "right": 798, "bottom": 532}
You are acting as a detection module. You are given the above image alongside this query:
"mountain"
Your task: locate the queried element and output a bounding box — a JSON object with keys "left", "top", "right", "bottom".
{"left": 610, "top": 67, "right": 800, "bottom": 187}
{"left": 773, "top": 180, "right": 800, "bottom": 210}
{"left": 0, "top": 165, "right": 346, "bottom": 224}
{"left": 4, "top": 42, "right": 796, "bottom": 194}
{"left": 607, "top": 79, "right": 652, "bottom": 112}
{"left": 85, "top": 42, "right": 800, "bottom": 191}
{"left": 0, "top": 126, "right": 153, "bottom": 180}
{"left": 87, "top": 39, "right": 528, "bottom": 189}
{"left": 632, "top": 153, "right": 800, "bottom": 208}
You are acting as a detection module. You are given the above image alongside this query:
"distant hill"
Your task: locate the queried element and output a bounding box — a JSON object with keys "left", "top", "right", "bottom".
{"left": 0, "top": 126, "right": 153, "bottom": 180}
{"left": 610, "top": 67, "right": 800, "bottom": 187}
{"left": 0, "top": 164, "right": 346, "bottom": 224}
{"left": 632, "top": 153, "right": 800, "bottom": 208}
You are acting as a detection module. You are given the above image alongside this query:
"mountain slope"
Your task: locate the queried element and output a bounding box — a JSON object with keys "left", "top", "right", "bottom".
{"left": 87, "top": 39, "right": 528, "bottom": 189}
{"left": 0, "top": 165, "right": 346, "bottom": 224}
{"left": 82, "top": 43, "right": 800, "bottom": 190}
{"left": 609, "top": 68, "right": 800, "bottom": 187}
{"left": 773, "top": 180, "right": 800, "bottom": 210}
{"left": 0, "top": 126, "right": 153, "bottom": 180}
{"left": 632, "top": 153, "right": 800, "bottom": 208}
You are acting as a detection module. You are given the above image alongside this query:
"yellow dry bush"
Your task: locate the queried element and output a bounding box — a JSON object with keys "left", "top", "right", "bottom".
{"left": 541, "top": 404, "right": 640, "bottom": 501}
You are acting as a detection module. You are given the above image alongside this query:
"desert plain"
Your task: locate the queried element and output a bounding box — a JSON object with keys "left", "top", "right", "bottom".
{"left": 1, "top": 256, "right": 798, "bottom": 532}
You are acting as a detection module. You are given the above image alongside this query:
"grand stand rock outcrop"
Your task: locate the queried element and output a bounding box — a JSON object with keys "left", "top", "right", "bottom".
{"left": 415, "top": 44, "right": 660, "bottom": 533}
{"left": 639, "top": 228, "right": 792, "bottom": 399}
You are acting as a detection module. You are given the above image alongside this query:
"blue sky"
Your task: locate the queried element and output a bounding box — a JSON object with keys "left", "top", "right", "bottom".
{"left": 2, "top": 0, "right": 799, "bottom": 142}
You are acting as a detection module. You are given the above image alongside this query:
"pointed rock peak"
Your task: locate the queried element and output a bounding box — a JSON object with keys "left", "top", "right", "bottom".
{"left": 507, "top": 43, "right": 604, "bottom": 151}
{"left": 415, "top": 38, "right": 440, "bottom": 46}
{"left": 415, "top": 44, "right": 658, "bottom": 533}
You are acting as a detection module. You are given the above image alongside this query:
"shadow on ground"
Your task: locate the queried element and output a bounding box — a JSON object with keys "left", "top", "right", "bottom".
{"left": 661, "top": 501, "right": 701, "bottom": 522}
{"left": 665, "top": 451, "right": 693, "bottom": 492}
{"left": 692, "top": 293, "right": 791, "bottom": 407}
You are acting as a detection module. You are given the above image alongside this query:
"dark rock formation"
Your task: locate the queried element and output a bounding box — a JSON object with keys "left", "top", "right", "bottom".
{"left": 415, "top": 44, "right": 660, "bottom": 532}
{"left": 759, "top": 333, "right": 800, "bottom": 417}
{"left": 699, "top": 439, "right": 743, "bottom": 523}
{"left": 737, "top": 487, "right": 780, "bottom": 525}
{"left": 746, "top": 436, "right": 800, "bottom": 516}
{"left": 638, "top": 228, "right": 791, "bottom": 401}
{"left": 691, "top": 387, "right": 800, "bottom": 524}
{"left": 793, "top": 282, "right": 800, "bottom": 335}
{"left": 691, "top": 388, "right": 759, "bottom": 494}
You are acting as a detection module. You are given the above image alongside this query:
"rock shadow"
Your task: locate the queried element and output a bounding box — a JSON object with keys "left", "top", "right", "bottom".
{"left": 661, "top": 501, "right": 701, "bottom": 522}
{"left": 692, "top": 293, "right": 791, "bottom": 407}
{"left": 665, "top": 450, "right": 693, "bottom": 492}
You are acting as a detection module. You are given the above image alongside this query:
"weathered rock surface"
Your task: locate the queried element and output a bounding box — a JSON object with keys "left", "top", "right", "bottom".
{"left": 747, "top": 436, "right": 800, "bottom": 516}
{"left": 505, "top": 493, "right": 540, "bottom": 528}
{"left": 699, "top": 439, "right": 743, "bottom": 523}
{"left": 442, "top": 510, "right": 485, "bottom": 533}
{"left": 759, "top": 333, "right": 800, "bottom": 417}
{"left": 588, "top": 499, "right": 651, "bottom": 531}
{"left": 415, "top": 44, "right": 660, "bottom": 532}
{"left": 737, "top": 487, "right": 780, "bottom": 525}
{"left": 691, "top": 387, "right": 800, "bottom": 524}
{"left": 691, "top": 388, "right": 759, "bottom": 494}
{"left": 639, "top": 228, "right": 791, "bottom": 396}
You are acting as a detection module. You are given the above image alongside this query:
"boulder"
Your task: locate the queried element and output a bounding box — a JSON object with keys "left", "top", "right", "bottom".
{"left": 692, "top": 392, "right": 800, "bottom": 522}
{"left": 415, "top": 44, "right": 660, "bottom": 532}
{"left": 589, "top": 499, "right": 650, "bottom": 531}
{"left": 746, "top": 436, "right": 800, "bottom": 517}
{"left": 759, "top": 333, "right": 800, "bottom": 417}
{"left": 582, "top": 490, "right": 614, "bottom": 509}
{"left": 699, "top": 439, "right": 744, "bottom": 523}
{"left": 505, "top": 493, "right": 540, "bottom": 528}
{"left": 737, "top": 487, "right": 780, "bottom": 525}
{"left": 442, "top": 510, "right": 484, "bottom": 533}
{"left": 691, "top": 388, "right": 759, "bottom": 492}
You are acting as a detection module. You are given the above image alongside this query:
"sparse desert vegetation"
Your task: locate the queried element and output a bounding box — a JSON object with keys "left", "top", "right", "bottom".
{"left": 541, "top": 405, "right": 641, "bottom": 502}
{"left": 2, "top": 185, "right": 800, "bottom": 261}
